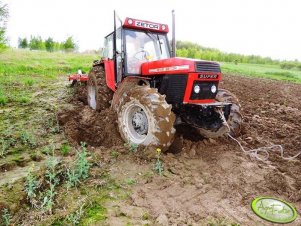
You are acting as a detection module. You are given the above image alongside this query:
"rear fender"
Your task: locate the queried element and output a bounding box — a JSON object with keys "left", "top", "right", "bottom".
{"left": 111, "top": 76, "right": 150, "bottom": 111}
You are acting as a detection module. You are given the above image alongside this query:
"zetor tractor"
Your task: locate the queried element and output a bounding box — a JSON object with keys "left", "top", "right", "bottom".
{"left": 77, "top": 12, "right": 242, "bottom": 150}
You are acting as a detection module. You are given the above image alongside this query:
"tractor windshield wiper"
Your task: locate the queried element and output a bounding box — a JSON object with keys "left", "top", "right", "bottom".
{"left": 145, "top": 31, "right": 162, "bottom": 55}
{"left": 156, "top": 34, "right": 163, "bottom": 55}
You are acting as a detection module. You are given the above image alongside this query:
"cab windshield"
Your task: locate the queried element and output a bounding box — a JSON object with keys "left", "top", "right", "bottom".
{"left": 125, "top": 29, "right": 170, "bottom": 74}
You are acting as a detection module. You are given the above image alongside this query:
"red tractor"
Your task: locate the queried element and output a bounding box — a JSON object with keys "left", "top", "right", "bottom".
{"left": 72, "top": 11, "right": 242, "bottom": 150}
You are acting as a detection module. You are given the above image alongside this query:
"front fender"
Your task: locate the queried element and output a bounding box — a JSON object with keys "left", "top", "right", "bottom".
{"left": 111, "top": 76, "right": 150, "bottom": 111}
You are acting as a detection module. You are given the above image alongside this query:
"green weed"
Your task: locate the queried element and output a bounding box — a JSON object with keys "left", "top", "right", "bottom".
{"left": 66, "top": 205, "right": 84, "bottom": 225}
{"left": 42, "top": 156, "right": 60, "bottom": 213}
{"left": 60, "top": 143, "right": 71, "bottom": 156}
{"left": 124, "top": 142, "right": 138, "bottom": 152}
{"left": 66, "top": 142, "right": 91, "bottom": 188}
{"left": 1, "top": 208, "right": 11, "bottom": 226}
{"left": 124, "top": 178, "right": 136, "bottom": 185}
{"left": 20, "top": 131, "right": 36, "bottom": 148}
{"left": 154, "top": 148, "right": 163, "bottom": 176}
{"left": 23, "top": 78, "right": 35, "bottom": 86}
{"left": 110, "top": 150, "right": 119, "bottom": 159}
{"left": 0, "top": 95, "right": 7, "bottom": 105}
{"left": 24, "top": 165, "right": 39, "bottom": 206}
{"left": 80, "top": 203, "right": 107, "bottom": 225}
{"left": 207, "top": 217, "right": 240, "bottom": 226}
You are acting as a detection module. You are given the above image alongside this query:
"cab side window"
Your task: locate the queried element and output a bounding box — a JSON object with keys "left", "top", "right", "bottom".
{"left": 103, "top": 34, "right": 113, "bottom": 59}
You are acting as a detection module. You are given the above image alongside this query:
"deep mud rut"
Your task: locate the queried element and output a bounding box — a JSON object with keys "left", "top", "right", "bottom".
{"left": 57, "top": 74, "right": 301, "bottom": 225}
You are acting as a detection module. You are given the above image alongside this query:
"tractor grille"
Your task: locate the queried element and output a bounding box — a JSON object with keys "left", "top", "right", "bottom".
{"left": 195, "top": 62, "right": 221, "bottom": 72}
{"left": 159, "top": 75, "right": 188, "bottom": 104}
{"left": 190, "top": 81, "right": 218, "bottom": 100}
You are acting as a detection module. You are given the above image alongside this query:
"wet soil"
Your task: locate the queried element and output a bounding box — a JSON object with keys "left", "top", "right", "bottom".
{"left": 57, "top": 73, "right": 301, "bottom": 225}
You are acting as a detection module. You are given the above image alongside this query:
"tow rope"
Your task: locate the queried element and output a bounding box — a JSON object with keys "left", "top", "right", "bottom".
{"left": 218, "top": 109, "right": 301, "bottom": 161}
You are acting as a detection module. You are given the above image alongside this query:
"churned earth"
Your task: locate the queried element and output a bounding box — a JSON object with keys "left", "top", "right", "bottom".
{"left": 57, "top": 73, "right": 301, "bottom": 225}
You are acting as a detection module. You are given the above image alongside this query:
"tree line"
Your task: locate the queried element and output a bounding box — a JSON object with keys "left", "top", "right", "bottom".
{"left": 18, "top": 36, "right": 77, "bottom": 52}
{"left": 176, "top": 41, "right": 301, "bottom": 70}
{"left": 0, "top": 1, "right": 8, "bottom": 50}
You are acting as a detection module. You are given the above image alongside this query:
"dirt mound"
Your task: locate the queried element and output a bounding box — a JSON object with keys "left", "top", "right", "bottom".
{"left": 58, "top": 100, "right": 123, "bottom": 147}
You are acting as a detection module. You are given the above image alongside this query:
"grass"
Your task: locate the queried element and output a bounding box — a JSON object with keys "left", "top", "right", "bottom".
{"left": 0, "top": 48, "right": 98, "bottom": 106}
{"left": 221, "top": 62, "right": 301, "bottom": 83}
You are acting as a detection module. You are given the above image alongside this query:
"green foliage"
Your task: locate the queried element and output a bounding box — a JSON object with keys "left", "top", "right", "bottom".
{"left": 66, "top": 205, "right": 84, "bottom": 225}
{"left": 0, "top": 2, "right": 8, "bottom": 50}
{"left": 0, "top": 129, "right": 16, "bottom": 158}
{"left": 42, "top": 156, "right": 60, "bottom": 213}
{"left": 110, "top": 150, "right": 119, "bottom": 158}
{"left": 45, "top": 37, "right": 55, "bottom": 52}
{"left": 1, "top": 208, "right": 10, "bottom": 226}
{"left": 124, "top": 178, "right": 136, "bottom": 185}
{"left": 154, "top": 148, "right": 163, "bottom": 176}
{"left": 27, "top": 36, "right": 75, "bottom": 52}
{"left": 20, "top": 131, "right": 36, "bottom": 148}
{"left": 80, "top": 203, "right": 107, "bottom": 224}
{"left": 124, "top": 142, "right": 138, "bottom": 152}
{"left": 18, "top": 37, "right": 28, "bottom": 49}
{"left": 63, "top": 36, "right": 77, "bottom": 52}
{"left": 222, "top": 62, "right": 301, "bottom": 83}
{"left": 280, "top": 61, "right": 301, "bottom": 71}
{"left": 25, "top": 166, "right": 39, "bottom": 206}
{"left": 60, "top": 143, "right": 71, "bottom": 156}
{"left": 29, "top": 36, "right": 45, "bottom": 50}
{"left": 0, "top": 93, "right": 7, "bottom": 105}
{"left": 66, "top": 142, "right": 91, "bottom": 188}
{"left": 207, "top": 217, "right": 240, "bottom": 226}
{"left": 176, "top": 40, "right": 281, "bottom": 65}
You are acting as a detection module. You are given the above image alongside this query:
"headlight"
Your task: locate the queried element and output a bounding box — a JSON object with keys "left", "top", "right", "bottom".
{"left": 128, "top": 19, "right": 133, "bottom": 25}
{"left": 194, "top": 85, "right": 200, "bottom": 94}
{"left": 211, "top": 85, "right": 217, "bottom": 93}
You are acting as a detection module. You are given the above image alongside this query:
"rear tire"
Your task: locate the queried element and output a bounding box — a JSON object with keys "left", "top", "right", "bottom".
{"left": 87, "top": 66, "right": 113, "bottom": 111}
{"left": 197, "top": 89, "right": 242, "bottom": 138}
{"left": 117, "top": 86, "right": 176, "bottom": 151}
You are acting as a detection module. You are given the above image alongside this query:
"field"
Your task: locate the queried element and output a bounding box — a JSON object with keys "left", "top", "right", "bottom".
{"left": 0, "top": 49, "right": 301, "bottom": 225}
{"left": 221, "top": 62, "right": 301, "bottom": 83}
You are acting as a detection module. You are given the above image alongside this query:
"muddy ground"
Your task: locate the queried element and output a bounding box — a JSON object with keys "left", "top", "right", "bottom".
{"left": 56, "top": 74, "right": 301, "bottom": 225}
{"left": 0, "top": 73, "right": 300, "bottom": 225}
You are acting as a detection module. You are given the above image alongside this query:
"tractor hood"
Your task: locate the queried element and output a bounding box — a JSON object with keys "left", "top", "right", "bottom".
{"left": 141, "top": 57, "right": 221, "bottom": 75}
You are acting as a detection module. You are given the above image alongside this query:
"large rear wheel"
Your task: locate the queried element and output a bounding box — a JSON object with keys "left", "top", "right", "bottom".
{"left": 87, "top": 66, "right": 113, "bottom": 111}
{"left": 117, "top": 86, "right": 176, "bottom": 150}
{"left": 197, "top": 89, "right": 242, "bottom": 138}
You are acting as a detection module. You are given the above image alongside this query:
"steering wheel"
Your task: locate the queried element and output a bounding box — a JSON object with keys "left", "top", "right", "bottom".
{"left": 133, "top": 49, "right": 150, "bottom": 60}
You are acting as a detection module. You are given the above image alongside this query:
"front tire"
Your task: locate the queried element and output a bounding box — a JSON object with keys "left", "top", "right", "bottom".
{"left": 117, "top": 86, "right": 176, "bottom": 150}
{"left": 87, "top": 66, "right": 113, "bottom": 111}
{"left": 197, "top": 89, "right": 243, "bottom": 138}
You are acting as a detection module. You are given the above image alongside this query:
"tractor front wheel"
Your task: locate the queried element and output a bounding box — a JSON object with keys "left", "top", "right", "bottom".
{"left": 117, "top": 86, "right": 176, "bottom": 151}
{"left": 87, "top": 66, "right": 113, "bottom": 111}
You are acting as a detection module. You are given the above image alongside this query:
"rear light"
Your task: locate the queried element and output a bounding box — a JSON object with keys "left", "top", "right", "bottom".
{"left": 162, "top": 25, "right": 166, "bottom": 30}
{"left": 128, "top": 19, "right": 133, "bottom": 25}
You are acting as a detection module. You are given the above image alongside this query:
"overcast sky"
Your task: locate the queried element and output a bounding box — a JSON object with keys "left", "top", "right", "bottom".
{"left": 2, "top": 0, "right": 301, "bottom": 60}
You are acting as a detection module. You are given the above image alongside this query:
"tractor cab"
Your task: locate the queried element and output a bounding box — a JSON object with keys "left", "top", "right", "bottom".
{"left": 102, "top": 17, "right": 171, "bottom": 87}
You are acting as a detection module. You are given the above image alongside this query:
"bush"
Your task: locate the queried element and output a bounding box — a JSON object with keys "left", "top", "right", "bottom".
{"left": 18, "top": 37, "right": 28, "bottom": 49}
{"left": 63, "top": 36, "right": 77, "bottom": 52}
{"left": 45, "top": 37, "right": 54, "bottom": 52}
{"left": 29, "top": 36, "right": 45, "bottom": 50}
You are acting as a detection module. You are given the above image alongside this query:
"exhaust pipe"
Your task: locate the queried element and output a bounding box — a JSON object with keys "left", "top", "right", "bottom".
{"left": 171, "top": 10, "right": 176, "bottom": 57}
